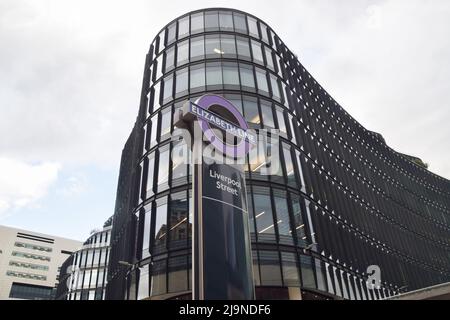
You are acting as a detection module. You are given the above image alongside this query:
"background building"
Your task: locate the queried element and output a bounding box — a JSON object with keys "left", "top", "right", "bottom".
{"left": 55, "top": 217, "right": 112, "bottom": 300}
{"left": 0, "top": 225, "right": 81, "bottom": 300}
{"left": 106, "top": 8, "right": 450, "bottom": 300}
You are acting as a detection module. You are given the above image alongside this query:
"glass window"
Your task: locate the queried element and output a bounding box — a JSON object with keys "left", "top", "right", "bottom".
{"left": 220, "top": 35, "right": 236, "bottom": 57}
{"left": 151, "top": 259, "right": 167, "bottom": 296}
{"left": 260, "top": 100, "right": 275, "bottom": 128}
{"left": 300, "top": 254, "right": 316, "bottom": 289}
{"left": 259, "top": 251, "right": 282, "bottom": 286}
{"left": 190, "top": 36, "right": 204, "bottom": 61}
{"left": 153, "top": 199, "right": 168, "bottom": 254}
{"left": 249, "top": 137, "right": 272, "bottom": 180}
{"left": 157, "top": 30, "right": 165, "bottom": 54}
{"left": 100, "top": 248, "right": 107, "bottom": 265}
{"left": 247, "top": 190, "right": 256, "bottom": 234}
{"left": 168, "top": 191, "right": 189, "bottom": 249}
{"left": 163, "top": 76, "right": 173, "bottom": 102}
{"left": 260, "top": 22, "right": 269, "bottom": 44}
{"left": 149, "top": 114, "right": 158, "bottom": 149}
{"left": 252, "top": 250, "right": 261, "bottom": 285}
{"left": 164, "top": 47, "right": 175, "bottom": 73}
{"left": 137, "top": 264, "right": 149, "bottom": 300}
{"left": 93, "top": 249, "right": 100, "bottom": 266}
{"left": 222, "top": 62, "right": 240, "bottom": 87}
{"left": 175, "top": 67, "right": 188, "bottom": 96}
{"left": 282, "top": 252, "right": 300, "bottom": 286}
{"left": 146, "top": 152, "right": 155, "bottom": 198}
{"left": 282, "top": 143, "right": 297, "bottom": 187}
{"left": 253, "top": 188, "right": 276, "bottom": 241}
{"left": 239, "top": 64, "right": 255, "bottom": 90}
{"left": 275, "top": 55, "right": 283, "bottom": 77}
{"left": 90, "top": 269, "right": 98, "bottom": 288}
{"left": 206, "top": 62, "right": 222, "bottom": 86}
{"left": 219, "top": 11, "right": 234, "bottom": 31}
{"left": 271, "top": 143, "right": 284, "bottom": 183}
{"left": 86, "top": 250, "right": 94, "bottom": 266}
{"left": 167, "top": 22, "right": 176, "bottom": 45}
{"left": 80, "top": 289, "right": 88, "bottom": 300}
{"left": 269, "top": 30, "right": 277, "bottom": 49}
{"left": 243, "top": 96, "right": 260, "bottom": 126}
{"left": 75, "top": 270, "right": 82, "bottom": 289}
{"left": 152, "top": 82, "right": 161, "bottom": 112}
{"left": 255, "top": 68, "right": 269, "bottom": 93}
{"left": 204, "top": 11, "right": 219, "bottom": 31}
{"left": 83, "top": 270, "right": 91, "bottom": 288}
{"left": 171, "top": 140, "right": 189, "bottom": 186}
{"left": 236, "top": 36, "right": 251, "bottom": 59}
{"left": 281, "top": 81, "right": 289, "bottom": 106}
{"left": 288, "top": 114, "right": 297, "bottom": 144}
{"left": 223, "top": 93, "right": 243, "bottom": 115}
{"left": 178, "top": 16, "right": 189, "bottom": 39}
{"left": 190, "top": 64, "right": 205, "bottom": 90}
{"left": 176, "top": 40, "right": 189, "bottom": 66}
{"left": 97, "top": 269, "right": 104, "bottom": 287}
{"left": 251, "top": 40, "right": 264, "bottom": 64}
{"left": 291, "top": 195, "right": 306, "bottom": 246}
{"left": 295, "top": 150, "right": 306, "bottom": 192}
{"left": 74, "top": 252, "right": 79, "bottom": 268}
{"left": 275, "top": 107, "right": 287, "bottom": 134}
{"left": 150, "top": 41, "right": 156, "bottom": 62}
{"left": 233, "top": 13, "right": 247, "bottom": 34}
{"left": 168, "top": 256, "right": 188, "bottom": 293}
{"left": 264, "top": 46, "right": 274, "bottom": 70}
{"left": 142, "top": 205, "right": 151, "bottom": 258}
{"left": 247, "top": 16, "right": 259, "bottom": 38}
{"left": 13, "top": 242, "right": 52, "bottom": 252}
{"left": 270, "top": 75, "right": 281, "bottom": 99}
{"left": 155, "top": 54, "right": 163, "bottom": 80}
{"left": 191, "top": 12, "right": 204, "bottom": 34}
{"left": 205, "top": 35, "right": 222, "bottom": 58}
{"left": 157, "top": 147, "right": 170, "bottom": 190}
{"left": 160, "top": 107, "right": 172, "bottom": 138}
{"left": 274, "top": 191, "right": 292, "bottom": 244}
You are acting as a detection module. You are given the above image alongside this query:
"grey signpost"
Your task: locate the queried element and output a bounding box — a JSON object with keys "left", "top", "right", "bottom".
{"left": 174, "top": 94, "right": 255, "bottom": 300}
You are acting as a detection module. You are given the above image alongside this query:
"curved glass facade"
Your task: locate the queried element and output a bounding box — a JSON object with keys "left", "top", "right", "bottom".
{"left": 106, "top": 8, "right": 450, "bottom": 300}
{"left": 56, "top": 224, "right": 111, "bottom": 300}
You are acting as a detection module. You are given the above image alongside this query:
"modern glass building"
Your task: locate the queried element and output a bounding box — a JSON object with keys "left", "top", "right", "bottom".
{"left": 105, "top": 8, "right": 450, "bottom": 300}
{"left": 55, "top": 218, "right": 112, "bottom": 300}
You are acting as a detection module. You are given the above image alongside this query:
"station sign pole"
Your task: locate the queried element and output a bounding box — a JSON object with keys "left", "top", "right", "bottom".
{"left": 174, "top": 94, "right": 255, "bottom": 300}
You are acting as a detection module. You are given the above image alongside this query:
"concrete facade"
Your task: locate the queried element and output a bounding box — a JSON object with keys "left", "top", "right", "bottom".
{"left": 0, "top": 225, "right": 81, "bottom": 300}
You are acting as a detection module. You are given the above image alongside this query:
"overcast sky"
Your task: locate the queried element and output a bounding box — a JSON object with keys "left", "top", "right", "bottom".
{"left": 1, "top": 0, "right": 449, "bottom": 241}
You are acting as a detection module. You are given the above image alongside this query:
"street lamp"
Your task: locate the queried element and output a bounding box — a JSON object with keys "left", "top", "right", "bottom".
{"left": 303, "top": 242, "right": 318, "bottom": 253}
{"left": 398, "top": 285, "right": 408, "bottom": 293}
{"left": 118, "top": 257, "right": 153, "bottom": 271}
{"left": 118, "top": 261, "right": 135, "bottom": 268}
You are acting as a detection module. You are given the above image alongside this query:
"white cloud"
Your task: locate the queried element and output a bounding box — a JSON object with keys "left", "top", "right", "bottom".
{"left": 365, "top": 5, "right": 383, "bottom": 29}
{"left": 0, "top": 157, "right": 60, "bottom": 216}
{"left": 59, "top": 174, "right": 87, "bottom": 196}
{"left": 0, "top": 0, "right": 448, "bottom": 180}
{"left": 280, "top": 0, "right": 450, "bottom": 178}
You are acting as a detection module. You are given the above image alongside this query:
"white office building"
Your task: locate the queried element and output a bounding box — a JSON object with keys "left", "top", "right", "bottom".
{"left": 0, "top": 225, "right": 81, "bottom": 300}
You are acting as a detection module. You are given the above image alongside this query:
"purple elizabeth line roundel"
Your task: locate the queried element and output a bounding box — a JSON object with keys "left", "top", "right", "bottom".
{"left": 195, "top": 94, "right": 252, "bottom": 158}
